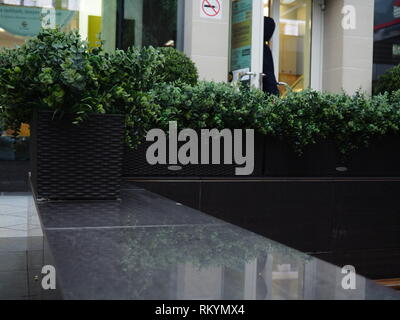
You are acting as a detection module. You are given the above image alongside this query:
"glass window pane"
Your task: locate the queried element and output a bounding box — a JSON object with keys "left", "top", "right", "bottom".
{"left": 373, "top": 0, "right": 400, "bottom": 81}
{"left": 0, "top": 0, "right": 117, "bottom": 50}
{"left": 278, "top": 0, "right": 312, "bottom": 92}
{"left": 122, "top": 0, "right": 178, "bottom": 49}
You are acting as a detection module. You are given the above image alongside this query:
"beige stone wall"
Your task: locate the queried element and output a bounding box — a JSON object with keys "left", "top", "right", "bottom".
{"left": 322, "top": 0, "right": 374, "bottom": 94}
{"left": 184, "top": 0, "right": 231, "bottom": 82}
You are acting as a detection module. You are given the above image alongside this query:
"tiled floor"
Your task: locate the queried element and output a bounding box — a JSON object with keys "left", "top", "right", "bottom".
{"left": 0, "top": 194, "right": 30, "bottom": 238}
{"left": 0, "top": 193, "right": 43, "bottom": 300}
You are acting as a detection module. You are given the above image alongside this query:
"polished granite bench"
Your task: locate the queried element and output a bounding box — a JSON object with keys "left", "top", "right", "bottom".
{"left": 131, "top": 178, "right": 400, "bottom": 279}
{"left": 6, "top": 187, "right": 394, "bottom": 300}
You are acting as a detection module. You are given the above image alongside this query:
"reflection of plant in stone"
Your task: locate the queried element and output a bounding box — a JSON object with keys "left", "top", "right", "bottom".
{"left": 120, "top": 225, "right": 308, "bottom": 298}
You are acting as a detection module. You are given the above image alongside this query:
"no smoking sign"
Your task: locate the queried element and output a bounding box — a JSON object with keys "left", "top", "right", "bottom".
{"left": 200, "top": 0, "right": 222, "bottom": 19}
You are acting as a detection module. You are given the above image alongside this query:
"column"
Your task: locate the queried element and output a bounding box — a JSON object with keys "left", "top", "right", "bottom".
{"left": 184, "top": 0, "right": 230, "bottom": 82}
{"left": 322, "top": 0, "right": 374, "bottom": 94}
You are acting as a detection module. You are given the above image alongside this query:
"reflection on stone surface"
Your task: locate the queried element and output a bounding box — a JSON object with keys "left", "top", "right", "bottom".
{"left": 2, "top": 191, "right": 400, "bottom": 300}
{"left": 44, "top": 223, "right": 400, "bottom": 300}
{"left": 45, "top": 226, "right": 308, "bottom": 300}
{"left": 39, "top": 189, "right": 400, "bottom": 300}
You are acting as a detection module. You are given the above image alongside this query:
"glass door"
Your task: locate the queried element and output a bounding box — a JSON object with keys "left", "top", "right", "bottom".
{"left": 269, "top": 0, "right": 313, "bottom": 92}
{"left": 229, "top": 0, "right": 264, "bottom": 88}
{"left": 229, "top": 0, "right": 315, "bottom": 92}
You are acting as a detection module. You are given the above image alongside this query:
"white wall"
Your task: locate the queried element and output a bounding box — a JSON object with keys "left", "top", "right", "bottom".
{"left": 184, "top": 0, "right": 230, "bottom": 82}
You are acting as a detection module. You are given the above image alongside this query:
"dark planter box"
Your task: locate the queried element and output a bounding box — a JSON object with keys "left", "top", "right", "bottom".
{"left": 264, "top": 138, "right": 338, "bottom": 177}
{"left": 337, "top": 135, "right": 400, "bottom": 177}
{"left": 264, "top": 135, "right": 400, "bottom": 177}
{"left": 124, "top": 130, "right": 400, "bottom": 178}
{"left": 31, "top": 112, "right": 124, "bottom": 200}
{"left": 0, "top": 160, "right": 30, "bottom": 192}
{"left": 124, "top": 132, "right": 265, "bottom": 177}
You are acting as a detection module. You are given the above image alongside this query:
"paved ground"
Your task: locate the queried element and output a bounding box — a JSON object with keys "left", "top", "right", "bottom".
{"left": 0, "top": 193, "right": 42, "bottom": 300}
{"left": 0, "top": 193, "right": 30, "bottom": 238}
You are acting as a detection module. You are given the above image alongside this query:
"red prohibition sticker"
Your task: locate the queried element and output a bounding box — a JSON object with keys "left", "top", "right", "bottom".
{"left": 201, "top": 0, "right": 222, "bottom": 19}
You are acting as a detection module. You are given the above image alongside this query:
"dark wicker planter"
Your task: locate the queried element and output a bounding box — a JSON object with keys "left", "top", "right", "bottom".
{"left": 124, "top": 130, "right": 400, "bottom": 178}
{"left": 123, "top": 133, "right": 265, "bottom": 177}
{"left": 31, "top": 112, "right": 124, "bottom": 200}
{"left": 337, "top": 135, "right": 400, "bottom": 177}
{"left": 264, "top": 138, "right": 338, "bottom": 177}
{"left": 264, "top": 136, "right": 400, "bottom": 177}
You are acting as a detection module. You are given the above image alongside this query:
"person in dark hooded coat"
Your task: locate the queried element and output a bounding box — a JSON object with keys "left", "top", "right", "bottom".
{"left": 263, "top": 17, "right": 279, "bottom": 96}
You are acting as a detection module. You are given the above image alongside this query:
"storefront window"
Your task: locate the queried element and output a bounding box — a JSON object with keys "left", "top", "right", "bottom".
{"left": 120, "top": 0, "right": 180, "bottom": 50}
{"left": 278, "top": 0, "right": 312, "bottom": 92}
{"left": 0, "top": 0, "right": 117, "bottom": 50}
{"left": 373, "top": 0, "right": 400, "bottom": 81}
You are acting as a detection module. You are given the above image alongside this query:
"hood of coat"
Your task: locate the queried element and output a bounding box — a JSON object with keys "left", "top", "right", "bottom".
{"left": 264, "top": 17, "right": 276, "bottom": 42}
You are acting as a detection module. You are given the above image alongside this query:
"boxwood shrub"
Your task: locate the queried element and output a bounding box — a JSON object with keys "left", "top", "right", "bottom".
{"left": 374, "top": 64, "right": 400, "bottom": 95}
{"left": 0, "top": 28, "right": 105, "bottom": 131}
{"left": 158, "top": 47, "right": 199, "bottom": 86}
{"left": 89, "top": 46, "right": 165, "bottom": 147}
{"left": 0, "top": 28, "right": 161, "bottom": 147}
{"left": 269, "top": 89, "right": 400, "bottom": 154}
{"left": 1, "top": 29, "right": 399, "bottom": 155}
{"left": 150, "top": 81, "right": 272, "bottom": 133}
{"left": 148, "top": 81, "right": 400, "bottom": 155}
{"left": 0, "top": 29, "right": 199, "bottom": 147}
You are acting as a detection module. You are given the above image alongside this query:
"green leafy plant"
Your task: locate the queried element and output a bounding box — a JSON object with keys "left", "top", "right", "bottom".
{"left": 150, "top": 81, "right": 270, "bottom": 133}
{"left": 265, "top": 89, "right": 400, "bottom": 155}
{"left": 157, "top": 47, "right": 199, "bottom": 85}
{"left": 90, "top": 46, "right": 166, "bottom": 147}
{"left": 0, "top": 28, "right": 109, "bottom": 132}
{"left": 374, "top": 64, "right": 400, "bottom": 95}
{"left": 2, "top": 29, "right": 399, "bottom": 156}
{"left": 0, "top": 29, "right": 163, "bottom": 148}
{"left": 147, "top": 82, "right": 400, "bottom": 156}
{"left": 333, "top": 91, "right": 400, "bottom": 154}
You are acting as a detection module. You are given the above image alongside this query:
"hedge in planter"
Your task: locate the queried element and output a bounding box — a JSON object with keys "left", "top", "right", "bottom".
{"left": 0, "top": 29, "right": 126, "bottom": 200}
{"left": 123, "top": 81, "right": 400, "bottom": 177}
{"left": 263, "top": 89, "right": 400, "bottom": 176}
{"left": 123, "top": 82, "right": 269, "bottom": 177}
